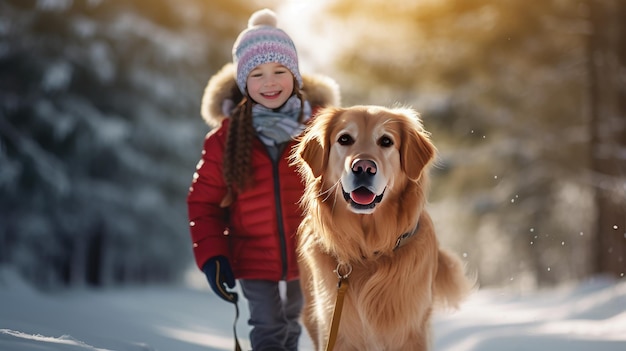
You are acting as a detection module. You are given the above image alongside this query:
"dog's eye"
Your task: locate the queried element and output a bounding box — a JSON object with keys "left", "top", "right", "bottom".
{"left": 379, "top": 136, "right": 393, "bottom": 148}
{"left": 337, "top": 134, "right": 354, "bottom": 146}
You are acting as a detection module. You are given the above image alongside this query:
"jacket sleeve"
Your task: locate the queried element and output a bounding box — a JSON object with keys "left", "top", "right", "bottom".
{"left": 187, "top": 127, "right": 230, "bottom": 270}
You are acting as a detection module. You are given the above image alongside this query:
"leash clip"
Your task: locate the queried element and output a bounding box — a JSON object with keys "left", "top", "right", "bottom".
{"left": 334, "top": 262, "right": 352, "bottom": 280}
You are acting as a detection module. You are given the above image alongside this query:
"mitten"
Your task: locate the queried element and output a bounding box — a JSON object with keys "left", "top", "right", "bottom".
{"left": 202, "top": 256, "right": 238, "bottom": 303}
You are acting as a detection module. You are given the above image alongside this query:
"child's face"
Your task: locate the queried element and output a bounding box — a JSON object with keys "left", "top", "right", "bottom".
{"left": 246, "top": 62, "right": 294, "bottom": 109}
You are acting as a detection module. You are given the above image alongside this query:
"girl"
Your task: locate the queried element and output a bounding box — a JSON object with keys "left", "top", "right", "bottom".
{"left": 187, "top": 9, "right": 340, "bottom": 351}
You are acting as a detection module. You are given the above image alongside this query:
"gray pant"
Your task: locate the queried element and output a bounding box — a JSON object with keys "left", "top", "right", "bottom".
{"left": 240, "top": 279, "right": 303, "bottom": 351}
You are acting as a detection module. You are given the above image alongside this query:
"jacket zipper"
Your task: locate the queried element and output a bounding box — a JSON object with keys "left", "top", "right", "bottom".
{"left": 272, "top": 156, "right": 289, "bottom": 281}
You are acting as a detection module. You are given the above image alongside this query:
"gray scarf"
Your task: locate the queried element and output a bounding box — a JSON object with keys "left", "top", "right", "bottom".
{"left": 251, "top": 96, "right": 311, "bottom": 148}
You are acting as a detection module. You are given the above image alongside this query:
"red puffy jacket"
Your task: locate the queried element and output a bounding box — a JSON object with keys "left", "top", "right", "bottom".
{"left": 187, "top": 63, "right": 340, "bottom": 281}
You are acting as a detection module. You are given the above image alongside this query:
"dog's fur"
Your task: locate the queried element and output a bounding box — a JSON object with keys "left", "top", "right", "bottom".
{"left": 291, "top": 106, "right": 473, "bottom": 351}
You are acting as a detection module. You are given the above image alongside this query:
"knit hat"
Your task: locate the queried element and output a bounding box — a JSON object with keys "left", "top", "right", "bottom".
{"left": 232, "top": 9, "right": 302, "bottom": 94}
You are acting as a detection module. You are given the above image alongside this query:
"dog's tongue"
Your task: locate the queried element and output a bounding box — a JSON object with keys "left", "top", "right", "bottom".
{"left": 351, "top": 187, "right": 376, "bottom": 205}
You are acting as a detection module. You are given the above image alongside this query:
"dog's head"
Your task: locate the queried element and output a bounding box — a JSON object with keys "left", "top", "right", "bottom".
{"left": 293, "top": 106, "right": 436, "bottom": 215}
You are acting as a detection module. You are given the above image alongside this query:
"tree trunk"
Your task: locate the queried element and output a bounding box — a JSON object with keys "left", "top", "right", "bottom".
{"left": 587, "top": 0, "right": 626, "bottom": 278}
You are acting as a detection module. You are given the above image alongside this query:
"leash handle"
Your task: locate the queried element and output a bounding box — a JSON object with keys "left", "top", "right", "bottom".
{"left": 325, "top": 277, "right": 349, "bottom": 351}
{"left": 233, "top": 301, "right": 242, "bottom": 351}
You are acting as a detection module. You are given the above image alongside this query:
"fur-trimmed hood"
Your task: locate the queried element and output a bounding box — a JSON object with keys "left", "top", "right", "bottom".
{"left": 200, "top": 63, "right": 341, "bottom": 127}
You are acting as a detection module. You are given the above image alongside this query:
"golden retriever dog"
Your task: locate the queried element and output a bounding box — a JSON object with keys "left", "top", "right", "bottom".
{"left": 291, "top": 106, "right": 473, "bottom": 351}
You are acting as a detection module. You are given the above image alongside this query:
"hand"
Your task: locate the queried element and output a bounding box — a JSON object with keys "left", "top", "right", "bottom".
{"left": 202, "top": 256, "right": 238, "bottom": 303}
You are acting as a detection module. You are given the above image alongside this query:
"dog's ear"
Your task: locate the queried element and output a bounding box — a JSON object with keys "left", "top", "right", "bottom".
{"left": 298, "top": 132, "right": 325, "bottom": 178}
{"left": 401, "top": 113, "right": 436, "bottom": 181}
{"left": 294, "top": 107, "right": 340, "bottom": 178}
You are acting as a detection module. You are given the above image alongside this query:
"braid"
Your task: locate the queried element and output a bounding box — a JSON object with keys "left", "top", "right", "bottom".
{"left": 222, "top": 107, "right": 238, "bottom": 189}
{"left": 235, "top": 99, "right": 255, "bottom": 188}
{"left": 223, "top": 97, "right": 255, "bottom": 192}
{"left": 293, "top": 77, "right": 306, "bottom": 122}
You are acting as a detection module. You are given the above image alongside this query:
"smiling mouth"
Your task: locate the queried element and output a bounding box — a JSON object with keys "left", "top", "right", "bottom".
{"left": 261, "top": 91, "right": 281, "bottom": 98}
{"left": 342, "top": 186, "right": 384, "bottom": 210}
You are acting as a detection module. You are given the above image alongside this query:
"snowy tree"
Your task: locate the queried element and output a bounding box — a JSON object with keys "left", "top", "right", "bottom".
{"left": 0, "top": 0, "right": 259, "bottom": 288}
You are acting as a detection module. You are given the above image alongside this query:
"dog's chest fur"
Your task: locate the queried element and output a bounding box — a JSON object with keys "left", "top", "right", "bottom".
{"left": 300, "top": 213, "right": 438, "bottom": 349}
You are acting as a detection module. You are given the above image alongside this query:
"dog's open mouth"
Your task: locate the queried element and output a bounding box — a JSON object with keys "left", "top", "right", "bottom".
{"left": 342, "top": 186, "right": 384, "bottom": 210}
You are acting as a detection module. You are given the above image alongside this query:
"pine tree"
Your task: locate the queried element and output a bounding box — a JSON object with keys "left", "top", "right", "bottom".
{"left": 0, "top": 0, "right": 256, "bottom": 288}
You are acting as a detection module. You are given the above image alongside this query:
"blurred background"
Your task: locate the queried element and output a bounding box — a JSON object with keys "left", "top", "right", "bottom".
{"left": 0, "top": 0, "right": 624, "bottom": 292}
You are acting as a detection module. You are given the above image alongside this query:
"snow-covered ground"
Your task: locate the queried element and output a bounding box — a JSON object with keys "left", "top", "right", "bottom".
{"left": 1, "top": 266, "right": 625, "bottom": 351}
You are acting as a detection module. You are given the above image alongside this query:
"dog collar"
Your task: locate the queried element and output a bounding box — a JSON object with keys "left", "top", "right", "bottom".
{"left": 393, "top": 222, "right": 420, "bottom": 251}
{"left": 357, "top": 222, "right": 421, "bottom": 260}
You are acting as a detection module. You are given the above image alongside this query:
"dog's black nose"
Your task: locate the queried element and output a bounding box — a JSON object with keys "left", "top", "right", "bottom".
{"left": 352, "top": 159, "right": 377, "bottom": 176}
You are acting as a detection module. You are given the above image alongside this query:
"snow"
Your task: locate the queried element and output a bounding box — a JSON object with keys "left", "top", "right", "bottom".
{"left": 1, "top": 266, "right": 625, "bottom": 351}
{"left": 434, "top": 277, "right": 626, "bottom": 351}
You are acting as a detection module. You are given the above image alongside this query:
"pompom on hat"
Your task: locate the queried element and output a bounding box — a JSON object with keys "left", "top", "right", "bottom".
{"left": 232, "top": 9, "right": 302, "bottom": 94}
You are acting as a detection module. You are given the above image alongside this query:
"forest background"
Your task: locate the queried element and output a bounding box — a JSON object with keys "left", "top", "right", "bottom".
{"left": 0, "top": 0, "right": 624, "bottom": 291}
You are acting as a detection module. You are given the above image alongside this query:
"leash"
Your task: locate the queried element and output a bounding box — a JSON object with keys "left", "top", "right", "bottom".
{"left": 232, "top": 301, "right": 242, "bottom": 351}
{"left": 325, "top": 263, "right": 352, "bottom": 351}
{"left": 213, "top": 259, "right": 242, "bottom": 351}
